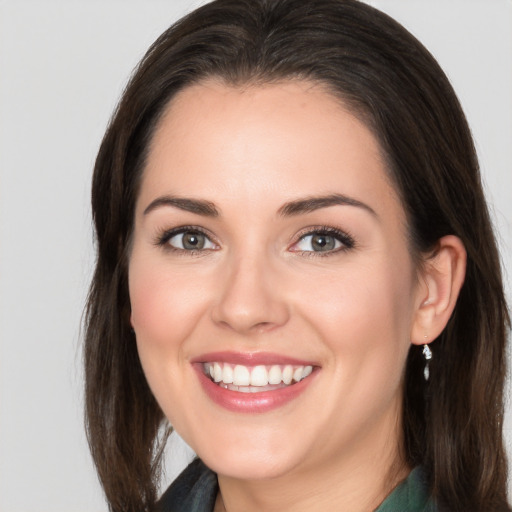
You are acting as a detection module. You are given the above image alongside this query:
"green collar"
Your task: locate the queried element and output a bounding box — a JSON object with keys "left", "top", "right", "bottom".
{"left": 376, "top": 467, "right": 437, "bottom": 512}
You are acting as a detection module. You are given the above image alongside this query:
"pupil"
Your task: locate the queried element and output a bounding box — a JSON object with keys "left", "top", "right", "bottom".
{"left": 312, "top": 234, "right": 334, "bottom": 251}
{"left": 183, "top": 232, "right": 205, "bottom": 250}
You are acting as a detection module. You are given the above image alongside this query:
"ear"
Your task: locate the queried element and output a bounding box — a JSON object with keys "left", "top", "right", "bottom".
{"left": 410, "top": 235, "right": 467, "bottom": 346}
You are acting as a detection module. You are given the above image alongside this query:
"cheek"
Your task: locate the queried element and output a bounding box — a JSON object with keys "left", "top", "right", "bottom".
{"left": 128, "top": 254, "right": 214, "bottom": 424}
{"left": 128, "top": 254, "right": 210, "bottom": 354}
{"left": 297, "top": 255, "right": 415, "bottom": 369}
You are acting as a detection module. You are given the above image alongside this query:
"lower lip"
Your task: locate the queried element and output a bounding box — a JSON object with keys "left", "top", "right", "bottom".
{"left": 193, "top": 365, "right": 316, "bottom": 413}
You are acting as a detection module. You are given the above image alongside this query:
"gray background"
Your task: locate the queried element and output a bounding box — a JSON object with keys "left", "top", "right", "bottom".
{"left": 0, "top": 1, "right": 510, "bottom": 510}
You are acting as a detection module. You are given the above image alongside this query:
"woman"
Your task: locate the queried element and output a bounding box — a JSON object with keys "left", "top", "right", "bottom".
{"left": 84, "top": 0, "right": 510, "bottom": 511}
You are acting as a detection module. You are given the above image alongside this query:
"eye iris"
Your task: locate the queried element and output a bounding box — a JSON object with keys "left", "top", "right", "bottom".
{"left": 182, "top": 231, "right": 205, "bottom": 250}
{"left": 311, "top": 234, "right": 335, "bottom": 251}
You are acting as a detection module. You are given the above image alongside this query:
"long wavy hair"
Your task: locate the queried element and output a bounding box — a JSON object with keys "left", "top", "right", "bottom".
{"left": 84, "top": 1, "right": 510, "bottom": 510}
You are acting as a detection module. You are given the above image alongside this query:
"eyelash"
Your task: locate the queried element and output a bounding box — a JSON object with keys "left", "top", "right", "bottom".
{"left": 154, "top": 226, "right": 218, "bottom": 255}
{"left": 154, "top": 225, "right": 355, "bottom": 256}
{"left": 291, "top": 225, "right": 355, "bottom": 257}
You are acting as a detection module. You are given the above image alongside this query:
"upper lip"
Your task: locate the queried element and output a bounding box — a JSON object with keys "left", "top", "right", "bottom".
{"left": 190, "top": 351, "right": 319, "bottom": 367}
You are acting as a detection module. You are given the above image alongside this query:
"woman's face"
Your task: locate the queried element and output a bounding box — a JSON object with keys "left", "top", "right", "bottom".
{"left": 129, "top": 80, "right": 424, "bottom": 480}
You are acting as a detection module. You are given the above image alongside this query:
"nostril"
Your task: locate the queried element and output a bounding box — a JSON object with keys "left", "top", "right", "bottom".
{"left": 210, "top": 262, "right": 291, "bottom": 333}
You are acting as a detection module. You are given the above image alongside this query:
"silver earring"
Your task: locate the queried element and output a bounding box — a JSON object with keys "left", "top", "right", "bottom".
{"left": 422, "top": 343, "right": 432, "bottom": 381}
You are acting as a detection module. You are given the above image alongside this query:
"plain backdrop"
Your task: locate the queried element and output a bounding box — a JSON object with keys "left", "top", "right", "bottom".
{"left": 0, "top": 1, "right": 510, "bottom": 510}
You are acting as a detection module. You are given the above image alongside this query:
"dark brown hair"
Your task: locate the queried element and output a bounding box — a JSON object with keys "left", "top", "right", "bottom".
{"left": 84, "top": 1, "right": 510, "bottom": 510}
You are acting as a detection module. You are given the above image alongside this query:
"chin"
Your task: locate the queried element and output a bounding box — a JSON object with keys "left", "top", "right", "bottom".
{"left": 202, "top": 450, "right": 298, "bottom": 481}
{"left": 187, "top": 425, "right": 304, "bottom": 481}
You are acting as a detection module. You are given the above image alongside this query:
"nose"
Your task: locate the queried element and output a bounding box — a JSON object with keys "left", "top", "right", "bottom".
{"left": 211, "top": 254, "right": 290, "bottom": 335}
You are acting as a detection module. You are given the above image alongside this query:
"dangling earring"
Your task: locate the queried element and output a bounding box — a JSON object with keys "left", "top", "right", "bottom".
{"left": 422, "top": 342, "right": 432, "bottom": 381}
{"left": 421, "top": 299, "right": 432, "bottom": 381}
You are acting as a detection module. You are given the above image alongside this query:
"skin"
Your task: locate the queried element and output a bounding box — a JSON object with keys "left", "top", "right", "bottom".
{"left": 129, "top": 80, "right": 466, "bottom": 511}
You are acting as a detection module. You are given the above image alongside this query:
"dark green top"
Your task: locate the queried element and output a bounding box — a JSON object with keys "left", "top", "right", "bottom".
{"left": 375, "top": 466, "right": 437, "bottom": 512}
{"left": 158, "top": 458, "right": 437, "bottom": 512}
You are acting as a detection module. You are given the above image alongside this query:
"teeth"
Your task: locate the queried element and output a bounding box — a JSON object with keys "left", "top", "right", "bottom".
{"left": 268, "top": 365, "right": 282, "bottom": 385}
{"left": 222, "top": 364, "right": 233, "bottom": 384}
{"left": 204, "top": 362, "right": 314, "bottom": 389}
{"left": 233, "top": 365, "right": 250, "bottom": 386}
{"left": 250, "top": 365, "right": 268, "bottom": 386}
{"left": 282, "top": 365, "right": 293, "bottom": 385}
{"left": 213, "top": 362, "right": 222, "bottom": 382}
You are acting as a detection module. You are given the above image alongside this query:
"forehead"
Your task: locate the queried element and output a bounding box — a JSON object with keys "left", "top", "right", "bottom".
{"left": 139, "top": 79, "right": 404, "bottom": 224}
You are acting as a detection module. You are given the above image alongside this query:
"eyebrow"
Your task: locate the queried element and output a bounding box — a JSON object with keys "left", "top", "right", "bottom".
{"left": 143, "top": 193, "right": 376, "bottom": 218}
{"left": 277, "top": 193, "right": 377, "bottom": 217}
{"left": 143, "top": 196, "right": 219, "bottom": 217}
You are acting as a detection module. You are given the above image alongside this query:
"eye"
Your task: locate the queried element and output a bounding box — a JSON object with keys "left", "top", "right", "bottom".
{"left": 161, "top": 229, "right": 217, "bottom": 251}
{"left": 295, "top": 233, "right": 341, "bottom": 252}
{"left": 290, "top": 228, "right": 354, "bottom": 254}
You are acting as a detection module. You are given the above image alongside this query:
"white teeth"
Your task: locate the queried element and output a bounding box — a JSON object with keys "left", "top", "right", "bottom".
{"left": 268, "top": 365, "right": 282, "bottom": 385}
{"left": 282, "top": 365, "right": 293, "bottom": 385}
{"left": 213, "top": 362, "right": 222, "bottom": 382}
{"left": 204, "top": 362, "right": 315, "bottom": 389}
{"left": 233, "top": 365, "right": 250, "bottom": 386}
{"left": 250, "top": 365, "right": 269, "bottom": 386}
{"left": 222, "top": 364, "right": 234, "bottom": 384}
{"left": 227, "top": 384, "right": 286, "bottom": 393}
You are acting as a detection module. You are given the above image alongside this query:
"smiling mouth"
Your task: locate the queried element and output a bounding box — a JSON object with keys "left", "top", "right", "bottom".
{"left": 203, "top": 362, "right": 314, "bottom": 393}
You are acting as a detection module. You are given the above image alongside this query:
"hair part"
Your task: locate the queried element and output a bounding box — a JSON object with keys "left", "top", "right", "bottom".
{"left": 85, "top": 1, "right": 510, "bottom": 510}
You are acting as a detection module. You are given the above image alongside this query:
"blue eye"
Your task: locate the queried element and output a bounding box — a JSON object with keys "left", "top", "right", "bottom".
{"left": 163, "top": 229, "right": 216, "bottom": 251}
{"left": 292, "top": 228, "right": 354, "bottom": 253}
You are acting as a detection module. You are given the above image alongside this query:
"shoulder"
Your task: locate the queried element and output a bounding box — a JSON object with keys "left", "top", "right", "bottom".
{"left": 157, "top": 458, "right": 218, "bottom": 512}
{"left": 376, "top": 467, "right": 438, "bottom": 512}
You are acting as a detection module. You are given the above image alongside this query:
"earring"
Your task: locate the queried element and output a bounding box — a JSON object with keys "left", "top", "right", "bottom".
{"left": 422, "top": 342, "right": 432, "bottom": 381}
